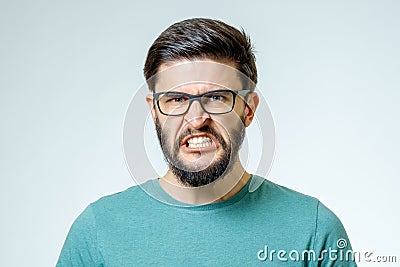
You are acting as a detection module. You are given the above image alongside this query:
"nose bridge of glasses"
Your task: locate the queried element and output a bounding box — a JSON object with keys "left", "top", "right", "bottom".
{"left": 184, "top": 99, "right": 210, "bottom": 128}
{"left": 187, "top": 96, "right": 207, "bottom": 116}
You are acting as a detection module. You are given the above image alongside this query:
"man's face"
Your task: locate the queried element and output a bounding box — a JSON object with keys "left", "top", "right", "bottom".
{"left": 147, "top": 60, "right": 255, "bottom": 187}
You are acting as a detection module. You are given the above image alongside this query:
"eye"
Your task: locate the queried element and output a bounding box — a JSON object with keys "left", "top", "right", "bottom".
{"left": 171, "top": 97, "right": 184, "bottom": 103}
{"left": 206, "top": 93, "right": 227, "bottom": 102}
{"left": 210, "top": 95, "right": 223, "bottom": 101}
{"left": 162, "top": 94, "right": 189, "bottom": 104}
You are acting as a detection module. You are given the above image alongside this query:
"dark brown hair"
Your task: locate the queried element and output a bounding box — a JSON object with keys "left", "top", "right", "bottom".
{"left": 143, "top": 18, "right": 257, "bottom": 91}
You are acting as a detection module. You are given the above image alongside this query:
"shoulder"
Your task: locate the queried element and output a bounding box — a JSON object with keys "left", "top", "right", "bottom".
{"left": 251, "top": 176, "right": 345, "bottom": 231}
{"left": 66, "top": 185, "right": 142, "bottom": 227}
{"left": 93, "top": 184, "right": 142, "bottom": 205}
{"left": 252, "top": 175, "right": 320, "bottom": 211}
{"left": 87, "top": 183, "right": 151, "bottom": 215}
{"left": 253, "top": 176, "right": 354, "bottom": 250}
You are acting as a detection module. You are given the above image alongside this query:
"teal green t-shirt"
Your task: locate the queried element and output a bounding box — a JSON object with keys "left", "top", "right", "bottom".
{"left": 56, "top": 176, "right": 357, "bottom": 266}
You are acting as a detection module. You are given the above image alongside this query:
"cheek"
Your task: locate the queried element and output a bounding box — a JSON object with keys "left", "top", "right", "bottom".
{"left": 232, "top": 99, "right": 247, "bottom": 118}
{"left": 160, "top": 117, "right": 183, "bottom": 144}
{"left": 211, "top": 115, "right": 240, "bottom": 141}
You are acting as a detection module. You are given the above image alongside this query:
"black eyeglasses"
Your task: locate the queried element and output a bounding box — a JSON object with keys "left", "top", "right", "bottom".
{"left": 153, "top": 89, "right": 250, "bottom": 116}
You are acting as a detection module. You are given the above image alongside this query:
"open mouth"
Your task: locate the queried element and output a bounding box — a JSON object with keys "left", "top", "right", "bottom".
{"left": 180, "top": 134, "right": 219, "bottom": 150}
{"left": 187, "top": 136, "right": 213, "bottom": 148}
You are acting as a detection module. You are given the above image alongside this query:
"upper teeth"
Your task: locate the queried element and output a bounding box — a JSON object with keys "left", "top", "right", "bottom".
{"left": 187, "top": 136, "right": 212, "bottom": 148}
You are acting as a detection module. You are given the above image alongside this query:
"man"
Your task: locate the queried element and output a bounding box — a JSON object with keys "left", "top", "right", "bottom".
{"left": 57, "top": 18, "right": 357, "bottom": 266}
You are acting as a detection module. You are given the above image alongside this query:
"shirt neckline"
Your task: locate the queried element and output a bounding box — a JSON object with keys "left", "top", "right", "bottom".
{"left": 143, "top": 175, "right": 255, "bottom": 211}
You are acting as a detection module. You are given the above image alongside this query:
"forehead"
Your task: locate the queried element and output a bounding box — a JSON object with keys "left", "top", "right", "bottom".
{"left": 153, "top": 60, "right": 243, "bottom": 93}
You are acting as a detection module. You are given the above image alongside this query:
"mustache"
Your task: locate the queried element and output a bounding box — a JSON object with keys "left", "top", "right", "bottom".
{"left": 177, "top": 125, "right": 226, "bottom": 147}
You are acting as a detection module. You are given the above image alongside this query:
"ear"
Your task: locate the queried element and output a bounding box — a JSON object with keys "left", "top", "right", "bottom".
{"left": 146, "top": 93, "right": 157, "bottom": 121}
{"left": 243, "top": 92, "right": 259, "bottom": 127}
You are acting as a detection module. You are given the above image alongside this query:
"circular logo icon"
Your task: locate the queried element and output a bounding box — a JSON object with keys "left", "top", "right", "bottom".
{"left": 336, "top": 238, "right": 348, "bottom": 249}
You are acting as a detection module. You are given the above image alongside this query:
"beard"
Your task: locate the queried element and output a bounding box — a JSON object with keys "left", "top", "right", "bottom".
{"left": 155, "top": 117, "right": 245, "bottom": 187}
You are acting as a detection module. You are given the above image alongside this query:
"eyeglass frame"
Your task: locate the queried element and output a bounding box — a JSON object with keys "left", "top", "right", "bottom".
{"left": 152, "top": 89, "right": 251, "bottom": 116}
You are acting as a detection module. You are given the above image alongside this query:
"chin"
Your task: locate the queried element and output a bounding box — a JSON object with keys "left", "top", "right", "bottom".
{"left": 177, "top": 153, "right": 224, "bottom": 172}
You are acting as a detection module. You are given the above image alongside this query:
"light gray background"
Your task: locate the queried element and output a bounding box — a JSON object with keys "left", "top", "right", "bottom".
{"left": 1, "top": 1, "right": 399, "bottom": 266}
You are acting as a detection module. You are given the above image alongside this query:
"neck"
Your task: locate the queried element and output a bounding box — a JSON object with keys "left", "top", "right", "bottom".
{"left": 158, "top": 160, "right": 251, "bottom": 205}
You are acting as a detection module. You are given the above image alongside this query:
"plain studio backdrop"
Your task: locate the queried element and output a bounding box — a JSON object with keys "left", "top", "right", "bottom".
{"left": 1, "top": 1, "right": 399, "bottom": 266}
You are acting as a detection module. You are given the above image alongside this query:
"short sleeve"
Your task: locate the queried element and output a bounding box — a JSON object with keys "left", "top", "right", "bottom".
{"left": 312, "top": 201, "right": 357, "bottom": 267}
{"left": 56, "top": 205, "right": 104, "bottom": 267}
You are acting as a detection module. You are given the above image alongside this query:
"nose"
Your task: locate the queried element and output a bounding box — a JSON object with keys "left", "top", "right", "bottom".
{"left": 183, "top": 100, "right": 210, "bottom": 129}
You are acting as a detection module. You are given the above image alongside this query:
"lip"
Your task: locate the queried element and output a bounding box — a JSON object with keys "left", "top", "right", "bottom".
{"left": 180, "top": 133, "right": 220, "bottom": 152}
